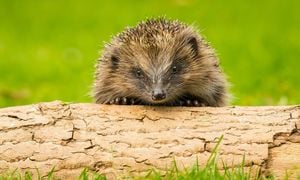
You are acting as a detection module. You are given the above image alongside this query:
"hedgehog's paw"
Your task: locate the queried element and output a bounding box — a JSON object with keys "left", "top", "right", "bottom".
{"left": 178, "top": 99, "right": 207, "bottom": 107}
{"left": 108, "top": 97, "right": 121, "bottom": 105}
{"left": 109, "top": 97, "right": 125, "bottom": 105}
{"left": 192, "top": 100, "right": 208, "bottom": 107}
{"left": 109, "top": 97, "right": 137, "bottom": 105}
{"left": 185, "top": 99, "right": 201, "bottom": 106}
{"left": 177, "top": 99, "right": 196, "bottom": 106}
{"left": 191, "top": 100, "right": 208, "bottom": 107}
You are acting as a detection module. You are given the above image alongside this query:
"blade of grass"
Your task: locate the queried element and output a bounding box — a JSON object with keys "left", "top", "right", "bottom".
{"left": 47, "top": 167, "right": 55, "bottom": 180}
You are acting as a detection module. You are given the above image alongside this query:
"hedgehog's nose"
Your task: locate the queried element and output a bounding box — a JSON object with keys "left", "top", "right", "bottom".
{"left": 152, "top": 89, "right": 166, "bottom": 101}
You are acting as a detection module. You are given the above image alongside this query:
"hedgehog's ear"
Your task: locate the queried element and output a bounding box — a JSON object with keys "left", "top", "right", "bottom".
{"left": 110, "top": 55, "right": 120, "bottom": 69}
{"left": 111, "top": 55, "right": 119, "bottom": 65}
{"left": 186, "top": 36, "right": 199, "bottom": 58}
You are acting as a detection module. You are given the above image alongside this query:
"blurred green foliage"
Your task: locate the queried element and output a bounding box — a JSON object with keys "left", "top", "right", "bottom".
{"left": 0, "top": 0, "right": 299, "bottom": 107}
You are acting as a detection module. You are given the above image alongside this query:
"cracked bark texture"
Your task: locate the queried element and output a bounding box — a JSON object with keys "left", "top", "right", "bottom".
{"left": 0, "top": 101, "right": 299, "bottom": 179}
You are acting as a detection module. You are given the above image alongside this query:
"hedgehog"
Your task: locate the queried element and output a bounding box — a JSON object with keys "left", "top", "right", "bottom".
{"left": 93, "top": 18, "right": 230, "bottom": 106}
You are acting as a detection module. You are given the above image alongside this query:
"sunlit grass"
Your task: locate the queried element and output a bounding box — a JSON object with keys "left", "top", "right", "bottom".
{"left": 134, "top": 135, "right": 270, "bottom": 180}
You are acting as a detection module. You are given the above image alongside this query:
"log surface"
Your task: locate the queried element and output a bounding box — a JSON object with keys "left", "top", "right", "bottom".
{"left": 0, "top": 101, "right": 299, "bottom": 179}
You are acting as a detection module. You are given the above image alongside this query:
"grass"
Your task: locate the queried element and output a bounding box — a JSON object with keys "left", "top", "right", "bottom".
{"left": 136, "top": 135, "right": 264, "bottom": 180}
{"left": 0, "top": 0, "right": 299, "bottom": 107}
{"left": 2, "top": 135, "right": 295, "bottom": 180}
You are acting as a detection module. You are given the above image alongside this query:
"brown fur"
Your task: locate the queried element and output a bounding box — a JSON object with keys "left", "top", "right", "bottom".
{"left": 93, "top": 18, "right": 230, "bottom": 106}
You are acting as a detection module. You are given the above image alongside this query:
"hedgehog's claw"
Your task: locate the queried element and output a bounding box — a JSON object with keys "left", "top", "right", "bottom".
{"left": 179, "top": 100, "right": 184, "bottom": 106}
{"left": 109, "top": 99, "right": 115, "bottom": 104}
{"left": 121, "top": 97, "right": 127, "bottom": 105}
{"left": 186, "top": 99, "right": 192, "bottom": 106}
{"left": 130, "top": 98, "right": 135, "bottom": 105}
{"left": 114, "top": 97, "right": 120, "bottom": 104}
{"left": 193, "top": 100, "right": 199, "bottom": 106}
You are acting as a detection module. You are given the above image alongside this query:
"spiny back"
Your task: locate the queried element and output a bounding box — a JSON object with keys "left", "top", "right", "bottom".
{"left": 115, "top": 18, "right": 188, "bottom": 44}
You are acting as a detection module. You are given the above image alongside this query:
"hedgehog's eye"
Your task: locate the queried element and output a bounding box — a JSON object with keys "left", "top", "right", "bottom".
{"left": 172, "top": 66, "right": 177, "bottom": 74}
{"left": 136, "top": 70, "right": 143, "bottom": 78}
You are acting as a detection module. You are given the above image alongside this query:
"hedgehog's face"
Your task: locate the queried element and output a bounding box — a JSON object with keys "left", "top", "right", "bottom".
{"left": 129, "top": 58, "right": 185, "bottom": 104}
{"left": 108, "top": 34, "right": 202, "bottom": 105}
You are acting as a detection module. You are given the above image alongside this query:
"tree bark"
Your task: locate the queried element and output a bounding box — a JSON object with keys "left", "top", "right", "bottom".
{"left": 0, "top": 101, "right": 299, "bottom": 179}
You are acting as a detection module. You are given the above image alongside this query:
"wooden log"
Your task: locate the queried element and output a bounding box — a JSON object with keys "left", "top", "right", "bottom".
{"left": 0, "top": 101, "right": 299, "bottom": 179}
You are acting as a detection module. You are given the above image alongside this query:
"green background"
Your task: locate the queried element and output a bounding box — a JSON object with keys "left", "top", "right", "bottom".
{"left": 0, "top": 0, "right": 299, "bottom": 107}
